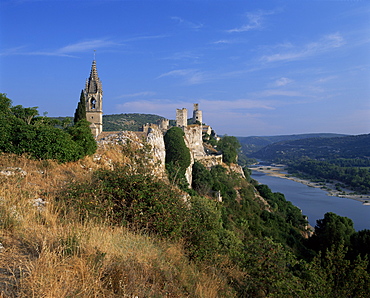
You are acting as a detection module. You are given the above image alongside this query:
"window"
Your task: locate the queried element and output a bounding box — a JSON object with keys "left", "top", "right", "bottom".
{"left": 91, "top": 98, "right": 96, "bottom": 109}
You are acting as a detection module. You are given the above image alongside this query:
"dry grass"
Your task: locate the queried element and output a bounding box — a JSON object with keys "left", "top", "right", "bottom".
{"left": 0, "top": 147, "right": 235, "bottom": 297}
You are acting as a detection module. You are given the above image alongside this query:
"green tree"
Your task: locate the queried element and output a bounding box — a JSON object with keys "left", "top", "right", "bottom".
{"left": 184, "top": 196, "right": 223, "bottom": 261}
{"left": 349, "top": 229, "right": 370, "bottom": 264}
{"left": 0, "top": 94, "right": 95, "bottom": 163}
{"left": 67, "top": 119, "right": 97, "bottom": 156}
{"left": 308, "top": 212, "right": 355, "bottom": 253}
{"left": 11, "top": 122, "right": 82, "bottom": 162}
{"left": 164, "top": 127, "right": 191, "bottom": 189}
{"left": 241, "top": 237, "right": 305, "bottom": 297}
{"left": 0, "top": 93, "right": 15, "bottom": 152}
{"left": 305, "top": 243, "right": 370, "bottom": 297}
{"left": 74, "top": 90, "right": 86, "bottom": 124}
{"left": 217, "top": 135, "right": 241, "bottom": 164}
{"left": 192, "top": 161, "right": 213, "bottom": 195}
{"left": 11, "top": 105, "right": 39, "bottom": 124}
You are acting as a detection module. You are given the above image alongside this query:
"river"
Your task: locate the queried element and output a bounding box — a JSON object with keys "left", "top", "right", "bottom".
{"left": 251, "top": 171, "right": 370, "bottom": 231}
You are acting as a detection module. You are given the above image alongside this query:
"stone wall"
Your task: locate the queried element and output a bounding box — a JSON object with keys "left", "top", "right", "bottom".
{"left": 176, "top": 108, "right": 187, "bottom": 127}
{"left": 197, "top": 155, "right": 223, "bottom": 169}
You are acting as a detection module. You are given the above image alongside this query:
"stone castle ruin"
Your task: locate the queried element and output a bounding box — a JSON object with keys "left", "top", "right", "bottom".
{"left": 81, "top": 59, "right": 222, "bottom": 185}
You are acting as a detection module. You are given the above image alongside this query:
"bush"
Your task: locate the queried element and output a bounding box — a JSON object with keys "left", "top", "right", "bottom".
{"left": 62, "top": 165, "right": 187, "bottom": 238}
{"left": 217, "top": 135, "right": 241, "bottom": 164}
{"left": 192, "top": 161, "right": 213, "bottom": 195}
{"left": 164, "top": 127, "right": 191, "bottom": 189}
{"left": 67, "top": 119, "right": 97, "bottom": 156}
{"left": 0, "top": 94, "right": 96, "bottom": 162}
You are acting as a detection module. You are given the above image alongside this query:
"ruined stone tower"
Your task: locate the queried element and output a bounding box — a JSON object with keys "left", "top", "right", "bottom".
{"left": 85, "top": 60, "right": 103, "bottom": 137}
{"left": 176, "top": 108, "right": 188, "bottom": 128}
{"left": 192, "top": 103, "right": 202, "bottom": 124}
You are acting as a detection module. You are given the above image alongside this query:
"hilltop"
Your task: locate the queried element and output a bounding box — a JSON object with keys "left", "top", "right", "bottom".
{"left": 237, "top": 133, "right": 347, "bottom": 156}
{"left": 251, "top": 133, "right": 370, "bottom": 160}
{"left": 103, "top": 113, "right": 167, "bottom": 131}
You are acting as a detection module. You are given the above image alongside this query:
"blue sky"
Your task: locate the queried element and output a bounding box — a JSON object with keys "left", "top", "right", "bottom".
{"left": 1, "top": 0, "right": 369, "bottom": 136}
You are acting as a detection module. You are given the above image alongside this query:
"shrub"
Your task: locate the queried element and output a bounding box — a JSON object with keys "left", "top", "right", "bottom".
{"left": 0, "top": 94, "right": 96, "bottom": 162}
{"left": 62, "top": 165, "right": 187, "bottom": 238}
{"left": 164, "top": 127, "right": 191, "bottom": 189}
{"left": 192, "top": 161, "right": 213, "bottom": 195}
{"left": 217, "top": 135, "right": 241, "bottom": 164}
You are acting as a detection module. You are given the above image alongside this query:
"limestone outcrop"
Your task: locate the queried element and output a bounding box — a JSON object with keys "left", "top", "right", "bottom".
{"left": 183, "top": 125, "right": 206, "bottom": 186}
{"left": 97, "top": 128, "right": 166, "bottom": 177}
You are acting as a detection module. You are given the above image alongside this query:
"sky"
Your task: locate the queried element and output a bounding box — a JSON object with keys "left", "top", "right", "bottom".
{"left": 0, "top": 0, "right": 369, "bottom": 137}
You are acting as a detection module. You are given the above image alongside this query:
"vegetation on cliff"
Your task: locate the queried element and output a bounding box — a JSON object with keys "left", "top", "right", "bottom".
{"left": 164, "top": 126, "right": 191, "bottom": 190}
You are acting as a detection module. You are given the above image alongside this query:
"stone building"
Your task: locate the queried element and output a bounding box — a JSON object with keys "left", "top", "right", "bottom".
{"left": 176, "top": 108, "right": 187, "bottom": 127}
{"left": 85, "top": 60, "right": 103, "bottom": 137}
{"left": 192, "top": 103, "right": 202, "bottom": 124}
{"left": 158, "top": 118, "right": 169, "bottom": 131}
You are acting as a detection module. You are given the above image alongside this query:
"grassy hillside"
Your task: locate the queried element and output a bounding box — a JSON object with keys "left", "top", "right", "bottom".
{"left": 0, "top": 147, "right": 233, "bottom": 297}
{"left": 1, "top": 140, "right": 370, "bottom": 297}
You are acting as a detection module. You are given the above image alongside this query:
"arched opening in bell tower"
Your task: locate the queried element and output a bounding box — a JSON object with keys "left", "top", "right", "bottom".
{"left": 90, "top": 97, "right": 96, "bottom": 109}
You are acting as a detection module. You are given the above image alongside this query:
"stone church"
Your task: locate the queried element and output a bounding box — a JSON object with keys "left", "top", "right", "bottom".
{"left": 84, "top": 59, "right": 103, "bottom": 137}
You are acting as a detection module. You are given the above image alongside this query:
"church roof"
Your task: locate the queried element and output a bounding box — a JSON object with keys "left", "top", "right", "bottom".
{"left": 86, "top": 60, "right": 102, "bottom": 94}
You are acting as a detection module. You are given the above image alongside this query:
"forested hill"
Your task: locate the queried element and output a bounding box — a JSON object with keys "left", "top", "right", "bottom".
{"left": 251, "top": 133, "right": 370, "bottom": 161}
{"left": 103, "top": 113, "right": 166, "bottom": 131}
{"left": 237, "top": 133, "right": 347, "bottom": 156}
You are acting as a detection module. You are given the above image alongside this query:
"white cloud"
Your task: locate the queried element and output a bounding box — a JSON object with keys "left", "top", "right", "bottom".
{"left": 227, "top": 10, "right": 277, "bottom": 33}
{"left": 261, "top": 32, "right": 346, "bottom": 63}
{"left": 116, "top": 91, "right": 156, "bottom": 99}
{"left": 116, "top": 99, "right": 188, "bottom": 118}
{"left": 116, "top": 97, "right": 275, "bottom": 116}
{"left": 157, "top": 69, "right": 207, "bottom": 85}
{"left": 171, "top": 16, "right": 203, "bottom": 30}
{"left": 162, "top": 51, "right": 201, "bottom": 61}
{"left": 273, "top": 77, "right": 293, "bottom": 87}
{"left": 0, "top": 46, "right": 28, "bottom": 56}
{"left": 123, "top": 35, "right": 168, "bottom": 42}
{"left": 255, "top": 89, "right": 304, "bottom": 98}
{"left": 0, "top": 38, "right": 121, "bottom": 57}
{"left": 57, "top": 39, "right": 119, "bottom": 54}
{"left": 198, "top": 98, "right": 275, "bottom": 111}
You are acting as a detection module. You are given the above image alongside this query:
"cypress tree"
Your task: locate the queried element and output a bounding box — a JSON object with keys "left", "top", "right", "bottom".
{"left": 164, "top": 126, "right": 191, "bottom": 189}
{"left": 74, "top": 90, "right": 87, "bottom": 124}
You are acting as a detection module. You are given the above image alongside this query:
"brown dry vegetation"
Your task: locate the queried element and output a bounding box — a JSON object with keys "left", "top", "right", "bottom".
{"left": 0, "top": 145, "right": 234, "bottom": 298}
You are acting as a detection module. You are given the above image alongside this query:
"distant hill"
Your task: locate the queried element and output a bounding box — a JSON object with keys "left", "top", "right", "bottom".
{"left": 237, "top": 133, "right": 347, "bottom": 156}
{"left": 103, "top": 113, "right": 166, "bottom": 131}
{"left": 251, "top": 133, "right": 370, "bottom": 161}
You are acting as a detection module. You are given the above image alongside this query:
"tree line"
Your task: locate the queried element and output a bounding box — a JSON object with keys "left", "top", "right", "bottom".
{"left": 0, "top": 93, "right": 96, "bottom": 163}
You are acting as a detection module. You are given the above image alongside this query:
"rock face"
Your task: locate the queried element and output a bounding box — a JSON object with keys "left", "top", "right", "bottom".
{"left": 197, "top": 155, "right": 223, "bottom": 169}
{"left": 97, "top": 128, "right": 166, "bottom": 177}
{"left": 145, "top": 126, "right": 166, "bottom": 178}
{"left": 96, "top": 124, "right": 219, "bottom": 186}
{"left": 183, "top": 125, "right": 206, "bottom": 186}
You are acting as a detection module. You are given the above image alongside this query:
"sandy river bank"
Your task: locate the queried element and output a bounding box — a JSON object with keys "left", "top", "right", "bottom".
{"left": 250, "top": 165, "right": 370, "bottom": 205}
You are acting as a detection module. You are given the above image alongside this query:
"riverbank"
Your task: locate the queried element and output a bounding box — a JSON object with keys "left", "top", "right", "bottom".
{"left": 250, "top": 165, "right": 370, "bottom": 204}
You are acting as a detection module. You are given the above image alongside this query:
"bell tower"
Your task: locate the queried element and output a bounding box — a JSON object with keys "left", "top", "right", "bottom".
{"left": 84, "top": 58, "right": 103, "bottom": 136}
